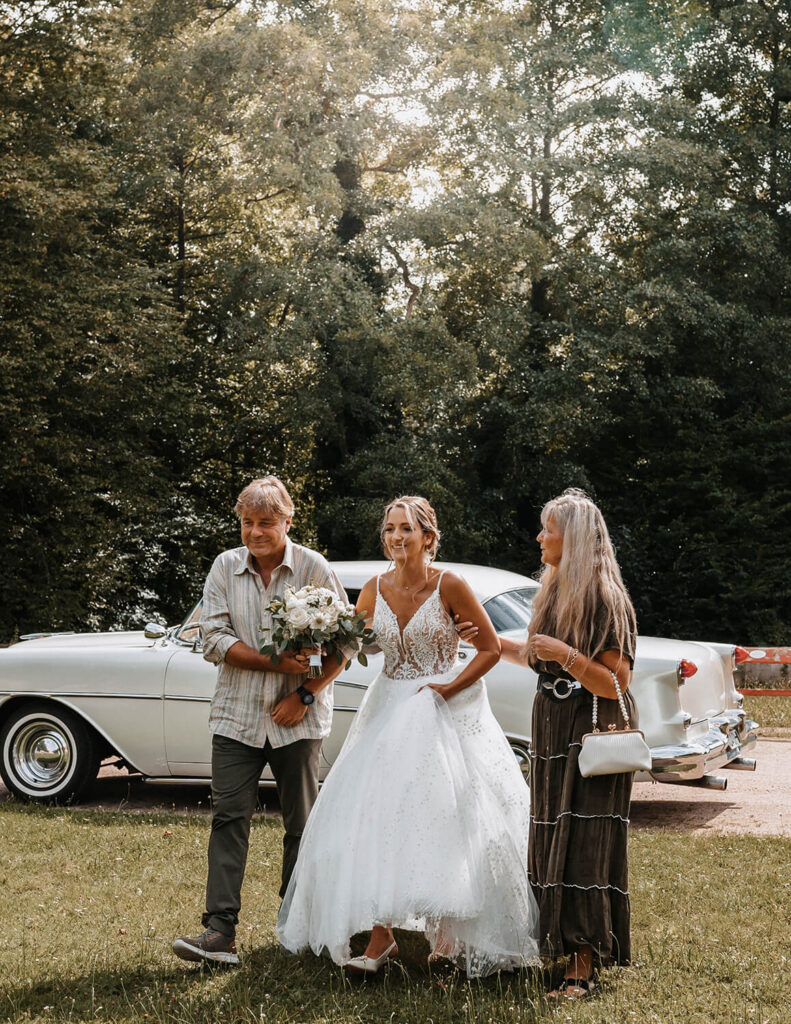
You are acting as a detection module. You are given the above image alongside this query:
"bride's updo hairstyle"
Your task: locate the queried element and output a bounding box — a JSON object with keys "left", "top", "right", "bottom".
{"left": 526, "top": 488, "right": 636, "bottom": 670}
{"left": 380, "top": 496, "right": 441, "bottom": 564}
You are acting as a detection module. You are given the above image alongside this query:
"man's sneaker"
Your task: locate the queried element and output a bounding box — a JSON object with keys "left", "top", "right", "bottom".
{"left": 172, "top": 928, "right": 239, "bottom": 965}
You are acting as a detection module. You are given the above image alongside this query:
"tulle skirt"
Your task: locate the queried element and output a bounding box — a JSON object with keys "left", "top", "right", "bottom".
{"left": 277, "top": 666, "right": 540, "bottom": 976}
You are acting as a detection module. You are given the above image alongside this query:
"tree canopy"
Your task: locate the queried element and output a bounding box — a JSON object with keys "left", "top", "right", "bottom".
{"left": 2, "top": 0, "right": 789, "bottom": 644}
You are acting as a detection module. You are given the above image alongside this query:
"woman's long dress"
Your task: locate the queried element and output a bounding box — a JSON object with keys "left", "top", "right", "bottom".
{"left": 277, "top": 574, "right": 540, "bottom": 977}
{"left": 529, "top": 618, "right": 637, "bottom": 965}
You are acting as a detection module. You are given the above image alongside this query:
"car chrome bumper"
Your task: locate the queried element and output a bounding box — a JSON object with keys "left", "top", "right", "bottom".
{"left": 640, "top": 709, "right": 759, "bottom": 784}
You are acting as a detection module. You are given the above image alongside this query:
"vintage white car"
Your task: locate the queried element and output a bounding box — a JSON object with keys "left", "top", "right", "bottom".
{"left": 0, "top": 560, "right": 758, "bottom": 803}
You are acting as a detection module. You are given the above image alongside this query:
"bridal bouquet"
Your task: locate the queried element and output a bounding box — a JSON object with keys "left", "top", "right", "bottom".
{"left": 259, "top": 583, "right": 375, "bottom": 678}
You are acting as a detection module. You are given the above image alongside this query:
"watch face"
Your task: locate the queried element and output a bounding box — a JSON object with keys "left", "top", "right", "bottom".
{"left": 299, "top": 687, "right": 315, "bottom": 705}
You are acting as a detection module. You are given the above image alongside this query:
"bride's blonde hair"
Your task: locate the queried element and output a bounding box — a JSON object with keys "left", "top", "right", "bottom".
{"left": 380, "top": 496, "right": 441, "bottom": 563}
{"left": 526, "top": 489, "right": 636, "bottom": 669}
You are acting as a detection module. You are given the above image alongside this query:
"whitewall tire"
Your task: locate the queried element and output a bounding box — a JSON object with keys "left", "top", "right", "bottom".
{"left": 0, "top": 701, "right": 100, "bottom": 803}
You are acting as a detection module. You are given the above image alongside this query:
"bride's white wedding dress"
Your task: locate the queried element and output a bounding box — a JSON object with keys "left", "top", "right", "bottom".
{"left": 277, "top": 572, "right": 540, "bottom": 976}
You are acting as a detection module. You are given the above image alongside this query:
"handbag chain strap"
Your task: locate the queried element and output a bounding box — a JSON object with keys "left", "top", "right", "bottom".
{"left": 591, "top": 669, "right": 632, "bottom": 733}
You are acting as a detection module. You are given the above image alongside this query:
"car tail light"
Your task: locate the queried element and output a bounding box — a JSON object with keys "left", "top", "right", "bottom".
{"left": 733, "top": 646, "right": 751, "bottom": 664}
{"left": 678, "top": 659, "right": 698, "bottom": 678}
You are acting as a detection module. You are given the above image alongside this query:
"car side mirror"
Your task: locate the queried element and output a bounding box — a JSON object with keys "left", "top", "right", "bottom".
{"left": 191, "top": 626, "right": 203, "bottom": 654}
{"left": 144, "top": 622, "right": 168, "bottom": 640}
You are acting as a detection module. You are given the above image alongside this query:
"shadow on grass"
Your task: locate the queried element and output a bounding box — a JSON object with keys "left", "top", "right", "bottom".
{"left": 0, "top": 793, "right": 282, "bottom": 829}
{"left": 0, "top": 773, "right": 283, "bottom": 818}
{"left": 1, "top": 933, "right": 554, "bottom": 1024}
{"left": 629, "top": 797, "right": 737, "bottom": 831}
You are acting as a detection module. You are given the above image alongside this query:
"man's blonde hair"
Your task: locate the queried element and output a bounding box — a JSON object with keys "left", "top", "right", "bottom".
{"left": 234, "top": 477, "right": 294, "bottom": 520}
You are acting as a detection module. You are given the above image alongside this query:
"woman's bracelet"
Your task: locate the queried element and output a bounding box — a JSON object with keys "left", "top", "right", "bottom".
{"left": 562, "top": 646, "right": 579, "bottom": 672}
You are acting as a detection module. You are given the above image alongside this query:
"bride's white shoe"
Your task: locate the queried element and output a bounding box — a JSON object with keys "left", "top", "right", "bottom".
{"left": 343, "top": 940, "right": 398, "bottom": 974}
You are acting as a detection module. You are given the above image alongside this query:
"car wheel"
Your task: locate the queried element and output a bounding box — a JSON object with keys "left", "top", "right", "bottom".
{"left": 509, "top": 740, "right": 531, "bottom": 783}
{"left": 0, "top": 701, "right": 100, "bottom": 803}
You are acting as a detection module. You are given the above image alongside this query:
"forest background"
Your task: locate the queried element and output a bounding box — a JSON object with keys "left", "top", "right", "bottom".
{"left": 2, "top": 0, "right": 790, "bottom": 646}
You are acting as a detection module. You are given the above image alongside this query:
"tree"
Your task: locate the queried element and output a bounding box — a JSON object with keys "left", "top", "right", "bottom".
{"left": 0, "top": 1, "right": 186, "bottom": 636}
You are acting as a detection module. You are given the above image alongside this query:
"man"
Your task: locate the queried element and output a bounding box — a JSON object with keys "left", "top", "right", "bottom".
{"left": 173, "top": 476, "right": 348, "bottom": 965}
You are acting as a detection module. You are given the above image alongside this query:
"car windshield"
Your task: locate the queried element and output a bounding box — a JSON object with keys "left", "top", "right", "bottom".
{"left": 175, "top": 600, "right": 202, "bottom": 644}
{"left": 483, "top": 588, "right": 536, "bottom": 634}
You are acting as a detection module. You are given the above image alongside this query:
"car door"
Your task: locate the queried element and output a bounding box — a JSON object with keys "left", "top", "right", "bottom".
{"left": 162, "top": 637, "right": 217, "bottom": 775}
{"left": 162, "top": 604, "right": 279, "bottom": 781}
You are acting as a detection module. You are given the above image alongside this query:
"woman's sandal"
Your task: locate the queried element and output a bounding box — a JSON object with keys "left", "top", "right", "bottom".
{"left": 548, "top": 977, "right": 596, "bottom": 1000}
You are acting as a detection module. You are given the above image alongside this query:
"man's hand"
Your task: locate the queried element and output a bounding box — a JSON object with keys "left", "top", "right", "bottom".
{"left": 274, "top": 651, "right": 311, "bottom": 674}
{"left": 225, "top": 641, "right": 309, "bottom": 675}
{"left": 271, "top": 692, "right": 309, "bottom": 727}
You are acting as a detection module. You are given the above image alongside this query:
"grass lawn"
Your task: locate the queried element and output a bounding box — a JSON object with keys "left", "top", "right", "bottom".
{"left": 1, "top": 802, "right": 788, "bottom": 1024}
{"left": 743, "top": 695, "right": 791, "bottom": 732}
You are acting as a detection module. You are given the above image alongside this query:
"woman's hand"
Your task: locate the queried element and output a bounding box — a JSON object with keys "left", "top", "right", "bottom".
{"left": 528, "top": 633, "right": 570, "bottom": 664}
{"left": 419, "top": 682, "right": 452, "bottom": 700}
{"left": 453, "top": 613, "right": 479, "bottom": 643}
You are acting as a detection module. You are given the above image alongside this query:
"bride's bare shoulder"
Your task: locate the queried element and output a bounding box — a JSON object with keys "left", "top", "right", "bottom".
{"left": 437, "top": 570, "right": 470, "bottom": 594}
{"left": 358, "top": 576, "right": 381, "bottom": 596}
{"left": 356, "top": 576, "right": 379, "bottom": 612}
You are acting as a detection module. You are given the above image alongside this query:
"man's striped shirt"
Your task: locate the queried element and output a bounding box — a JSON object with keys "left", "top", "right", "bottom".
{"left": 202, "top": 538, "right": 347, "bottom": 748}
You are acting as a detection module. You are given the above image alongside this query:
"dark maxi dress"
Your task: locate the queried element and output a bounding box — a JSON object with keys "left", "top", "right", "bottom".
{"left": 528, "top": 619, "right": 637, "bottom": 966}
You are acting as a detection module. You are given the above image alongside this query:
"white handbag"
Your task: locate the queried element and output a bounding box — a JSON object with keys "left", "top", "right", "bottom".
{"left": 578, "top": 670, "right": 652, "bottom": 777}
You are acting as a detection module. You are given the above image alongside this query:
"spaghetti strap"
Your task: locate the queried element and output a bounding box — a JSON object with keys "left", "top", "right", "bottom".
{"left": 376, "top": 574, "right": 381, "bottom": 595}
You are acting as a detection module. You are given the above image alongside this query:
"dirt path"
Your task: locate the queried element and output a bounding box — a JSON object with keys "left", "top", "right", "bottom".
{"left": 629, "top": 736, "right": 791, "bottom": 836}
{"left": 2, "top": 738, "right": 789, "bottom": 836}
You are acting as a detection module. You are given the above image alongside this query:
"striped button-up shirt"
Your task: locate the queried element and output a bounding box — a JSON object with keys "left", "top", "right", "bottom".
{"left": 202, "top": 538, "right": 347, "bottom": 749}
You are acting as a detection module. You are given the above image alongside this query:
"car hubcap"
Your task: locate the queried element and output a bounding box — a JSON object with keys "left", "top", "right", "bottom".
{"left": 510, "top": 742, "right": 531, "bottom": 781}
{"left": 11, "top": 721, "right": 73, "bottom": 788}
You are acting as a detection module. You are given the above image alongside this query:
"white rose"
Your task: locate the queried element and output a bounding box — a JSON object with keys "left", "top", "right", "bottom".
{"left": 286, "top": 605, "right": 311, "bottom": 630}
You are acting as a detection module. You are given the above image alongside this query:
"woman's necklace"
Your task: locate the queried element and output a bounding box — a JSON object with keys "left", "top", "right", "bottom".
{"left": 393, "top": 567, "right": 430, "bottom": 600}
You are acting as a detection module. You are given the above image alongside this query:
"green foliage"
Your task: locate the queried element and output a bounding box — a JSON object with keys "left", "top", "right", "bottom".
{"left": 1, "top": 0, "right": 789, "bottom": 643}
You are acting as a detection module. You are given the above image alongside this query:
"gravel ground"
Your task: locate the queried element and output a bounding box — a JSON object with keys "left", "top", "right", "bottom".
{"left": 630, "top": 736, "right": 791, "bottom": 836}
{"left": 1, "top": 737, "right": 788, "bottom": 835}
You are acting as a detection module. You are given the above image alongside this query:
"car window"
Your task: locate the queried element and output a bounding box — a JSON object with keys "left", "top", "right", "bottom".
{"left": 175, "top": 600, "right": 202, "bottom": 644}
{"left": 483, "top": 588, "right": 535, "bottom": 634}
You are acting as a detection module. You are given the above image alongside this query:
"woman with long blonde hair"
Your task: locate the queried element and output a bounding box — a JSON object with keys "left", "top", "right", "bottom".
{"left": 460, "top": 488, "right": 637, "bottom": 998}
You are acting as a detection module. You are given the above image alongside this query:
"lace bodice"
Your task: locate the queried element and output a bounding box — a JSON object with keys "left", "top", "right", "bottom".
{"left": 372, "top": 573, "right": 459, "bottom": 679}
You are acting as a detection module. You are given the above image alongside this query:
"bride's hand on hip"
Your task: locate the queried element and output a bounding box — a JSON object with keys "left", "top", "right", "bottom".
{"left": 419, "top": 682, "right": 452, "bottom": 700}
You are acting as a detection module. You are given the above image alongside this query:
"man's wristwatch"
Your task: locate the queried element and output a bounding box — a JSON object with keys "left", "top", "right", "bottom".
{"left": 296, "top": 685, "right": 315, "bottom": 706}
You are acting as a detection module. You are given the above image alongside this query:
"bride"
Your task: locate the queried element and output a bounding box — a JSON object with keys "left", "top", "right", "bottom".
{"left": 277, "top": 496, "right": 539, "bottom": 976}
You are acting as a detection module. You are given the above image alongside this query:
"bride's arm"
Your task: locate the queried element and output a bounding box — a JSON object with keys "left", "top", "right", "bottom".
{"left": 355, "top": 579, "right": 381, "bottom": 654}
{"left": 427, "top": 574, "right": 500, "bottom": 700}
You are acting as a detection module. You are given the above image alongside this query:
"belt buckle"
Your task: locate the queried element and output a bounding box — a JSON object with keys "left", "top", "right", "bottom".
{"left": 551, "top": 678, "right": 573, "bottom": 700}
